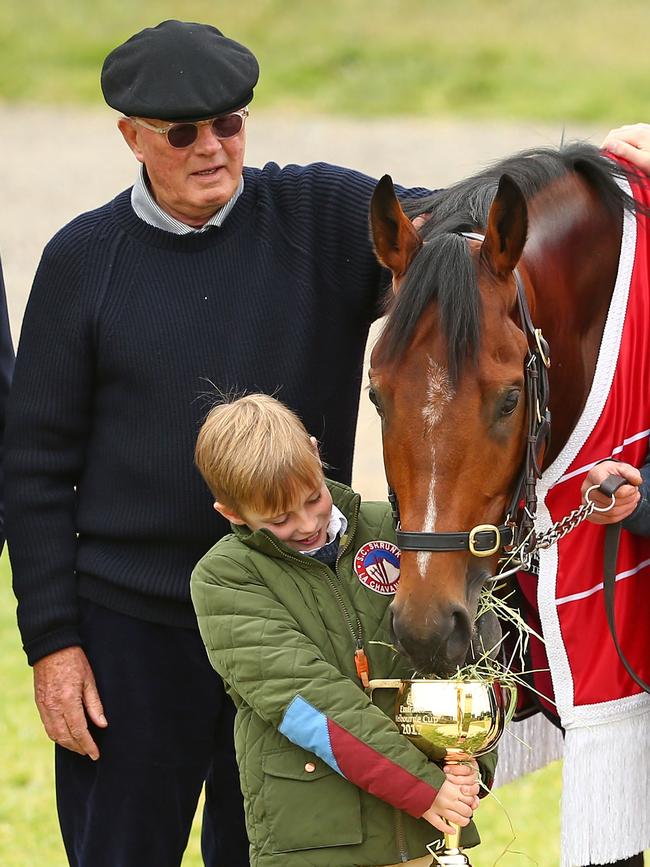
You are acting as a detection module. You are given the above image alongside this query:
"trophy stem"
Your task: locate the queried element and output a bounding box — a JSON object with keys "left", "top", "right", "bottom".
{"left": 433, "top": 755, "right": 471, "bottom": 865}
{"left": 445, "top": 824, "right": 461, "bottom": 851}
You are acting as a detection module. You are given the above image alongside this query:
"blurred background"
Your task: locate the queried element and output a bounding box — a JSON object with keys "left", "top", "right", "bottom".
{"left": 1, "top": 1, "right": 648, "bottom": 864}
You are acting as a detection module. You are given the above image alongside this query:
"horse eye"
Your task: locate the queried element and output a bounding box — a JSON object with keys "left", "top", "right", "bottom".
{"left": 368, "top": 387, "right": 383, "bottom": 416}
{"left": 500, "top": 388, "right": 521, "bottom": 416}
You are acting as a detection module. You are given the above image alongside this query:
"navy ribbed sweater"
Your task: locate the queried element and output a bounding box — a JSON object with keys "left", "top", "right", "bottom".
{"left": 5, "top": 162, "right": 425, "bottom": 664}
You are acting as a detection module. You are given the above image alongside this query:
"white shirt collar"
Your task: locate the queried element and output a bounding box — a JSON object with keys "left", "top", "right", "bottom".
{"left": 131, "top": 165, "right": 243, "bottom": 234}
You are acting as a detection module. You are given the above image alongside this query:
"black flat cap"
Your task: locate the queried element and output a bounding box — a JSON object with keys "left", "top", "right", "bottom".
{"left": 101, "top": 20, "right": 259, "bottom": 121}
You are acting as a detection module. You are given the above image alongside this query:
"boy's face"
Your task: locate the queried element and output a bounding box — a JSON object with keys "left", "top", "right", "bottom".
{"left": 218, "top": 480, "right": 334, "bottom": 552}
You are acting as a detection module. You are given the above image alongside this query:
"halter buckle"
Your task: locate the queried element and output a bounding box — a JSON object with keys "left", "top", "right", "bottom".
{"left": 468, "top": 524, "right": 501, "bottom": 557}
{"left": 534, "top": 328, "right": 551, "bottom": 368}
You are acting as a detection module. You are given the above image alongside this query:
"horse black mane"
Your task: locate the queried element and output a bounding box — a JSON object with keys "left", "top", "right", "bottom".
{"left": 380, "top": 141, "right": 640, "bottom": 381}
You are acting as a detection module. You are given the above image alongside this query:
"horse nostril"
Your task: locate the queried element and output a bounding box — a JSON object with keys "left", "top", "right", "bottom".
{"left": 445, "top": 606, "right": 472, "bottom": 667}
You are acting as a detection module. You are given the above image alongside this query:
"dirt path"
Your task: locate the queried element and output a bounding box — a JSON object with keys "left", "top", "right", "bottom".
{"left": 0, "top": 104, "right": 607, "bottom": 498}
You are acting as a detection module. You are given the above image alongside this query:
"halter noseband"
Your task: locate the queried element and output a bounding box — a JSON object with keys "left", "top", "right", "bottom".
{"left": 388, "top": 232, "right": 551, "bottom": 561}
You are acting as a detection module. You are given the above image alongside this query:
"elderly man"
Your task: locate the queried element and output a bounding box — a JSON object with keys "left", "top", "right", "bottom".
{"left": 5, "top": 20, "right": 428, "bottom": 867}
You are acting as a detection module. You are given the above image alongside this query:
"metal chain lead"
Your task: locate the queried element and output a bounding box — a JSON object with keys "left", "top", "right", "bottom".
{"left": 535, "top": 483, "right": 615, "bottom": 550}
{"left": 495, "top": 484, "right": 616, "bottom": 577}
{"left": 534, "top": 499, "right": 596, "bottom": 549}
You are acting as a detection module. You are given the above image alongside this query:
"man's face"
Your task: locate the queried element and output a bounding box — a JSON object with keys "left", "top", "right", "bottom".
{"left": 118, "top": 115, "right": 246, "bottom": 227}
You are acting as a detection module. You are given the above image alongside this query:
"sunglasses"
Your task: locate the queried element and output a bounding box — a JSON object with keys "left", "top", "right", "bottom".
{"left": 131, "top": 107, "right": 248, "bottom": 149}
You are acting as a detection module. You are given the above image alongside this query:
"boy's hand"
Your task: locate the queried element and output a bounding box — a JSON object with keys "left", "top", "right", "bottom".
{"left": 581, "top": 460, "right": 642, "bottom": 525}
{"left": 420, "top": 778, "right": 479, "bottom": 836}
{"left": 443, "top": 758, "right": 480, "bottom": 797}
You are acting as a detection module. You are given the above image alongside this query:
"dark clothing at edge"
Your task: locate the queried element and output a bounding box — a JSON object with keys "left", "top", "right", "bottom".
{"left": 55, "top": 600, "right": 244, "bottom": 867}
{"left": 0, "top": 259, "right": 14, "bottom": 551}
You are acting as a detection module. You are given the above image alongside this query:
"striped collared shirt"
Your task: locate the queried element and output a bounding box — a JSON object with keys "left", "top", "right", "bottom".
{"left": 131, "top": 165, "right": 243, "bottom": 234}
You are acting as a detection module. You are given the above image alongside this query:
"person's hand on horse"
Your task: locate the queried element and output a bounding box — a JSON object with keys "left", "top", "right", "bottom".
{"left": 581, "top": 460, "right": 642, "bottom": 525}
{"left": 33, "top": 646, "right": 108, "bottom": 760}
{"left": 420, "top": 777, "right": 479, "bottom": 836}
{"left": 411, "top": 211, "right": 432, "bottom": 233}
{"left": 602, "top": 124, "right": 650, "bottom": 175}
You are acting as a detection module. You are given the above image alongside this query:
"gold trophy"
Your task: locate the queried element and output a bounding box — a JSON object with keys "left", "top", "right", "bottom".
{"left": 368, "top": 678, "right": 517, "bottom": 866}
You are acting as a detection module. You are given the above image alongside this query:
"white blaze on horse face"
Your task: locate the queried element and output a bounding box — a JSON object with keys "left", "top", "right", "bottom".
{"left": 417, "top": 358, "right": 454, "bottom": 576}
{"left": 421, "top": 359, "right": 453, "bottom": 435}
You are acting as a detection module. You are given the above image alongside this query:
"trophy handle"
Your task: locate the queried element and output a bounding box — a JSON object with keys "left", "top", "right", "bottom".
{"left": 366, "top": 678, "right": 403, "bottom": 700}
{"left": 505, "top": 684, "right": 518, "bottom": 724}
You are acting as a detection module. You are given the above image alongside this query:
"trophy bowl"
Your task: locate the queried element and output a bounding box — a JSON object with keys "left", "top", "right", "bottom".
{"left": 368, "top": 678, "right": 517, "bottom": 866}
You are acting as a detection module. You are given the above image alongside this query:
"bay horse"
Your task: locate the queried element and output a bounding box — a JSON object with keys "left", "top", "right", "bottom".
{"left": 367, "top": 143, "right": 643, "bottom": 677}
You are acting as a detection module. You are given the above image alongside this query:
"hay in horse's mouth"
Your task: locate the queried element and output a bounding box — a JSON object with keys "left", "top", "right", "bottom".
{"left": 469, "top": 606, "right": 502, "bottom": 664}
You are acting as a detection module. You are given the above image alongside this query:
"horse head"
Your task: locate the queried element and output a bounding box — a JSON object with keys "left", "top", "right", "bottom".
{"left": 369, "top": 172, "right": 532, "bottom": 675}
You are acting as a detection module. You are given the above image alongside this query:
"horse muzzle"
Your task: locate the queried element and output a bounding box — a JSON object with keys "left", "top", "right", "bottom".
{"left": 390, "top": 571, "right": 502, "bottom": 675}
{"left": 390, "top": 601, "right": 474, "bottom": 676}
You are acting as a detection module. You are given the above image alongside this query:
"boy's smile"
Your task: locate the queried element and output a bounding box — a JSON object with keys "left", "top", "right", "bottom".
{"left": 219, "top": 480, "right": 334, "bottom": 552}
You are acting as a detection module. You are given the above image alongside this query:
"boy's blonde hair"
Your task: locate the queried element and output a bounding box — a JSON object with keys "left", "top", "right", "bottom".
{"left": 195, "top": 394, "right": 324, "bottom": 515}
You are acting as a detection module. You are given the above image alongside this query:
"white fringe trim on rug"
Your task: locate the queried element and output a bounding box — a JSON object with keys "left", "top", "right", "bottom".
{"left": 560, "top": 707, "right": 650, "bottom": 866}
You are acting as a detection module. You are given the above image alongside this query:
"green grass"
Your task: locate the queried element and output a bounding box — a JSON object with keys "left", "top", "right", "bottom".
{"left": 0, "top": 550, "right": 565, "bottom": 865}
{"left": 0, "top": 0, "right": 649, "bottom": 121}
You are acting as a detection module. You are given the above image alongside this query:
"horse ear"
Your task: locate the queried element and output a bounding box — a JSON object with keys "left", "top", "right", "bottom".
{"left": 370, "top": 175, "right": 423, "bottom": 285}
{"left": 481, "top": 174, "right": 528, "bottom": 278}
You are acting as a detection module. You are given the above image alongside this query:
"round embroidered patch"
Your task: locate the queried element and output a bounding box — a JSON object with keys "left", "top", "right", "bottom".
{"left": 354, "top": 541, "right": 400, "bottom": 595}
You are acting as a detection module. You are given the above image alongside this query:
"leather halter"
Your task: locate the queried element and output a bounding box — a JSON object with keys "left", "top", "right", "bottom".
{"left": 388, "top": 232, "right": 552, "bottom": 560}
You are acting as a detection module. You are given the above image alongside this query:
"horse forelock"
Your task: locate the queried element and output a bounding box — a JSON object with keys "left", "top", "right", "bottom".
{"left": 381, "top": 230, "right": 481, "bottom": 384}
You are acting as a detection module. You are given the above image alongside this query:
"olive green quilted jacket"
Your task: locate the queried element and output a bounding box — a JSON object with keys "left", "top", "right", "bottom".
{"left": 191, "top": 481, "right": 495, "bottom": 866}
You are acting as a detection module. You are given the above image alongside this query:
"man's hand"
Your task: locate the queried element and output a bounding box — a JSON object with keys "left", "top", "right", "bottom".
{"left": 420, "top": 776, "right": 479, "bottom": 836}
{"left": 412, "top": 211, "right": 432, "bottom": 233}
{"left": 33, "top": 646, "right": 107, "bottom": 760}
{"left": 601, "top": 124, "right": 650, "bottom": 175}
{"left": 581, "top": 460, "right": 642, "bottom": 525}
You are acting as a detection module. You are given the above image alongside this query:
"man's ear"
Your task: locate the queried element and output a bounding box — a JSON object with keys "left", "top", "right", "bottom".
{"left": 117, "top": 117, "right": 145, "bottom": 164}
{"left": 214, "top": 501, "right": 246, "bottom": 525}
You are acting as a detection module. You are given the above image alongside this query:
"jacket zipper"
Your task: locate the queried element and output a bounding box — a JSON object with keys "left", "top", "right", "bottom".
{"left": 332, "top": 509, "right": 370, "bottom": 688}
{"left": 393, "top": 808, "right": 409, "bottom": 863}
{"left": 322, "top": 569, "right": 369, "bottom": 687}
{"left": 337, "top": 516, "right": 405, "bottom": 861}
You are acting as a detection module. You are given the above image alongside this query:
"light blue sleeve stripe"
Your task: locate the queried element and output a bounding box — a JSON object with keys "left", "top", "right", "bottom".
{"left": 278, "top": 695, "right": 344, "bottom": 776}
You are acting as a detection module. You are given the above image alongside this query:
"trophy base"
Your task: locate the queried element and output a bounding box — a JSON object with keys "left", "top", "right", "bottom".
{"left": 429, "top": 847, "right": 472, "bottom": 866}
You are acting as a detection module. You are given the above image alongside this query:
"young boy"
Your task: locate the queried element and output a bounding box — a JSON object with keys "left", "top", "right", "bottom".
{"left": 191, "top": 394, "right": 495, "bottom": 867}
